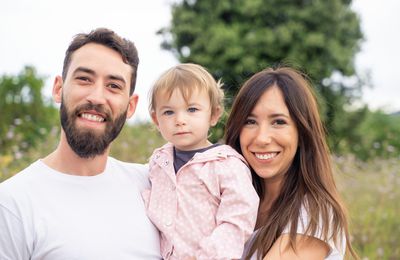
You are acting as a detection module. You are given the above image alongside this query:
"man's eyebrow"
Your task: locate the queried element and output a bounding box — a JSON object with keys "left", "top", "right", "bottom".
{"left": 72, "top": 67, "right": 126, "bottom": 85}
{"left": 108, "top": 74, "right": 126, "bottom": 84}
{"left": 72, "top": 66, "right": 95, "bottom": 76}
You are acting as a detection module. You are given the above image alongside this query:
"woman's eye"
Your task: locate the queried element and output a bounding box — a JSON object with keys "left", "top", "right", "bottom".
{"left": 244, "top": 119, "right": 256, "bottom": 125}
{"left": 188, "top": 107, "right": 198, "bottom": 113}
{"left": 274, "top": 119, "right": 287, "bottom": 125}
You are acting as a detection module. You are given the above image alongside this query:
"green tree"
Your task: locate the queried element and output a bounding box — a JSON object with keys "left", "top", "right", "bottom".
{"left": 0, "top": 66, "right": 58, "bottom": 158}
{"left": 159, "top": 0, "right": 364, "bottom": 148}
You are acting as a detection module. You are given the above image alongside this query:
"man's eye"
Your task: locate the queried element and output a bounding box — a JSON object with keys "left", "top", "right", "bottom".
{"left": 108, "top": 83, "right": 122, "bottom": 89}
{"left": 76, "top": 76, "right": 90, "bottom": 82}
{"left": 188, "top": 107, "right": 198, "bottom": 113}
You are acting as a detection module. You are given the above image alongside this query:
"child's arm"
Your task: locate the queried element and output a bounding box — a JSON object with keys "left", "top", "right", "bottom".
{"left": 194, "top": 157, "right": 259, "bottom": 260}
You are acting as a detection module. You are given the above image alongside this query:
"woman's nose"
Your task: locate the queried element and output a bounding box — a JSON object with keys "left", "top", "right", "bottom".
{"left": 255, "top": 125, "right": 272, "bottom": 145}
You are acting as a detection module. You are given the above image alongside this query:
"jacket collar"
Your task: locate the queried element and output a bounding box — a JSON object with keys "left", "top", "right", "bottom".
{"left": 153, "top": 142, "right": 248, "bottom": 166}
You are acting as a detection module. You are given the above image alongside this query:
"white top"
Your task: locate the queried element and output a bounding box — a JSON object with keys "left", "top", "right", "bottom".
{"left": 0, "top": 158, "right": 161, "bottom": 260}
{"left": 242, "top": 205, "right": 346, "bottom": 260}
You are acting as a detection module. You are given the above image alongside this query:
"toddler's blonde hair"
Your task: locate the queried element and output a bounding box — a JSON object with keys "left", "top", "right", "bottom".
{"left": 149, "top": 63, "right": 224, "bottom": 116}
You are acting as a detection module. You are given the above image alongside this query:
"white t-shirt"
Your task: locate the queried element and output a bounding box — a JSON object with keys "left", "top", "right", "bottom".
{"left": 242, "top": 205, "right": 345, "bottom": 260}
{"left": 0, "top": 157, "right": 161, "bottom": 260}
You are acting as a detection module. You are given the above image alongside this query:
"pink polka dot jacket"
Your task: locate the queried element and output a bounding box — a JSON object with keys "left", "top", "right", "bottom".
{"left": 142, "top": 143, "right": 259, "bottom": 260}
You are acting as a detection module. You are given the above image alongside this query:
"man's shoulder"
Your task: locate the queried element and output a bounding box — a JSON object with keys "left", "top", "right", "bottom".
{"left": 108, "top": 157, "right": 148, "bottom": 172}
{"left": 107, "top": 157, "right": 150, "bottom": 189}
{"left": 0, "top": 160, "right": 41, "bottom": 191}
{"left": 0, "top": 160, "right": 43, "bottom": 211}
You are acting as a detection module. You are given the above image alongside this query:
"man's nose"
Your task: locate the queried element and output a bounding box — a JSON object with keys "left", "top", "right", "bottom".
{"left": 86, "top": 83, "right": 106, "bottom": 105}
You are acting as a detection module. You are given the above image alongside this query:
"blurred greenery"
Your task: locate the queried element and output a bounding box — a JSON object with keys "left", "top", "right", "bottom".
{"left": 111, "top": 122, "right": 166, "bottom": 163}
{"left": 0, "top": 66, "right": 59, "bottom": 180}
{"left": 0, "top": 66, "right": 58, "bottom": 153}
{"left": 158, "top": 0, "right": 370, "bottom": 153}
{"left": 335, "top": 156, "right": 400, "bottom": 259}
{"left": 338, "top": 109, "right": 400, "bottom": 160}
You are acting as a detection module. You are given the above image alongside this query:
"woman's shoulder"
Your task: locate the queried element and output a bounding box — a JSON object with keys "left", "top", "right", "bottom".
{"left": 282, "top": 201, "right": 346, "bottom": 259}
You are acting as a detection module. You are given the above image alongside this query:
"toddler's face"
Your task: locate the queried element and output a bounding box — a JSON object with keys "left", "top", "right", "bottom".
{"left": 151, "top": 88, "right": 219, "bottom": 151}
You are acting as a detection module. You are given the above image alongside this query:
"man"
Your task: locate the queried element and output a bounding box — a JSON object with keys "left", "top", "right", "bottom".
{"left": 0, "top": 28, "right": 161, "bottom": 259}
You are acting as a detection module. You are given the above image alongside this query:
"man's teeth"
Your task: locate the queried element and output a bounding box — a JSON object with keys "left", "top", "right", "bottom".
{"left": 255, "top": 152, "right": 277, "bottom": 160}
{"left": 81, "top": 113, "right": 105, "bottom": 122}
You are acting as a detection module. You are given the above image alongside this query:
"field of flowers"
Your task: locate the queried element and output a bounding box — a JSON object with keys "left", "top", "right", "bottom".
{"left": 335, "top": 156, "right": 400, "bottom": 259}
{"left": 1, "top": 123, "right": 399, "bottom": 259}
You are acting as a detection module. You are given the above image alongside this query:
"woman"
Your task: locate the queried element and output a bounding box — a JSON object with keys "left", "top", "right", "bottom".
{"left": 225, "top": 67, "right": 357, "bottom": 259}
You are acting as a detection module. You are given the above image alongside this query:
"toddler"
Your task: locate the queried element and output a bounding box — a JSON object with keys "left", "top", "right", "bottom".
{"left": 142, "top": 63, "right": 259, "bottom": 260}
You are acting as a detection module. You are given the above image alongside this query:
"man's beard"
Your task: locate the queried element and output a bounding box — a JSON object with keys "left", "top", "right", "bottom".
{"left": 60, "top": 99, "right": 127, "bottom": 158}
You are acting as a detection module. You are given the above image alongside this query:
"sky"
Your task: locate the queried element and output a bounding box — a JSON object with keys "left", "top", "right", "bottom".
{"left": 1, "top": 0, "right": 399, "bottom": 123}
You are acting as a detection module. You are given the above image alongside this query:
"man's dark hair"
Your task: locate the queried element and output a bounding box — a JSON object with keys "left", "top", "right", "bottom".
{"left": 62, "top": 28, "right": 139, "bottom": 95}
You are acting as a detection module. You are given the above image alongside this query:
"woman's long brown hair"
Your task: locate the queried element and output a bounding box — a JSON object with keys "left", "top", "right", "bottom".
{"left": 225, "top": 67, "right": 357, "bottom": 259}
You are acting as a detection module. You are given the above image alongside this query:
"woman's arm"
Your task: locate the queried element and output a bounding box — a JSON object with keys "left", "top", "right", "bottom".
{"left": 263, "top": 234, "right": 330, "bottom": 260}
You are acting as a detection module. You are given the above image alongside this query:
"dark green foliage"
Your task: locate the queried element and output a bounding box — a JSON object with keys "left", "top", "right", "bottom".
{"left": 159, "top": 0, "right": 365, "bottom": 152}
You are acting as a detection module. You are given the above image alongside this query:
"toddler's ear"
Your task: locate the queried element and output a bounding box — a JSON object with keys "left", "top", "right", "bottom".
{"left": 210, "top": 106, "right": 223, "bottom": 126}
{"left": 151, "top": 111, "right": 160, "bottom": 129}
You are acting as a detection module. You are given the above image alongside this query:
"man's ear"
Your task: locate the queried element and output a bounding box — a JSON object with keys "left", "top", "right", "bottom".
{"left": 210, "top": 106, "right": 223, "bottom": 127}
{"left": 126, "top": 94, "right": 139, "bottom": 119}
{"left": 52, "top": 76, "right": 63, "bottom": 104}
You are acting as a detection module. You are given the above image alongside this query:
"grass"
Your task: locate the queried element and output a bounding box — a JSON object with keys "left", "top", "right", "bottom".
{"left": 335, "top": 156, "right": 400, "bottom": 259}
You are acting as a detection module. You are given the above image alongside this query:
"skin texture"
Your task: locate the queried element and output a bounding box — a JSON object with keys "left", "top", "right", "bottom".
{"left": 43, "top": 43, "right": 138, "bottom": 176}
{"left": 151, "top": 88, "right": 220, "bottom": 151}
{"left": 264, "top": 234, "right": 330, "bottom": 260}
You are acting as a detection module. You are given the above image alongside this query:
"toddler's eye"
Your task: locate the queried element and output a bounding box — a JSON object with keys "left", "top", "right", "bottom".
{"left": 188, "top": 107, "right": 198, "bottom": 113}
{"left": 163, "top": 110, "right": 174, "bottom": 116}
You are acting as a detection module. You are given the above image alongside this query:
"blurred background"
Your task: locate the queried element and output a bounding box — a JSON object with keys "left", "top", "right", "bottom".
{"left": 1, "top": 0, "right": 399, "bottom": 259}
